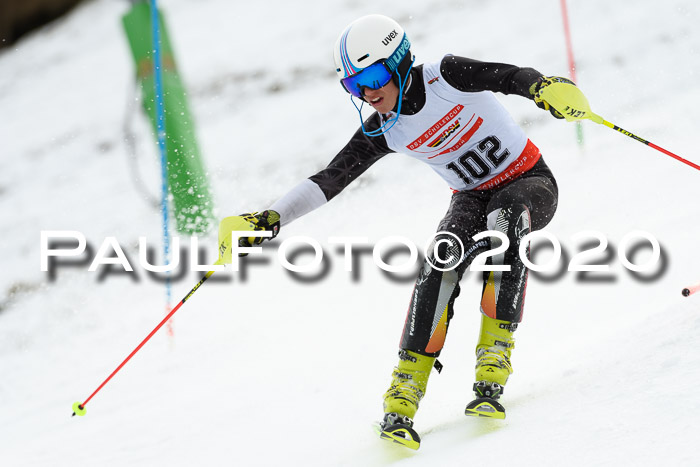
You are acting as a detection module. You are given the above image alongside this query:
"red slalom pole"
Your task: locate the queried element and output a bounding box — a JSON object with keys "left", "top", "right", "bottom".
{"left": 682, "top": 281, "right": 700, "bottom": 297}
{"left": 560, "top": 0, "right": 584, "bottom": 145}
{"left": 560, "top": 0, "right": 577, "bottom": 82}
{"left": 72, "top": 264, "right": 220, "bottom": 417}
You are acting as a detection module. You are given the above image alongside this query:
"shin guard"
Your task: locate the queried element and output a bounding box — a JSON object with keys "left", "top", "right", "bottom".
{"left": 480, "top": 205, "right": 531, "bottom": 323}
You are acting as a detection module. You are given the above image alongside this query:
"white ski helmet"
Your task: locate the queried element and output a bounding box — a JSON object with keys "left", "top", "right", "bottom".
{"left": 333, "top": 14, "right": 413, "bottom": 86}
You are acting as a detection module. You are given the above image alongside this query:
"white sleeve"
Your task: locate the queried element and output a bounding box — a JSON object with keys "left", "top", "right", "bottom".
{"left": 269, "top": 179, "right": 328, "bottom": 226}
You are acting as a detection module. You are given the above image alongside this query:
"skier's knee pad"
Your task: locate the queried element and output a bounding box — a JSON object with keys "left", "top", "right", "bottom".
{"left": 486, "top": 204, "right": 531, "bottom": 242}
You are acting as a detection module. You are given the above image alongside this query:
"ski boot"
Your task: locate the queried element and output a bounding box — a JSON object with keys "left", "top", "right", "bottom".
{"left": 465, "top": 315, "right": 515, "bottom": 419}
{"left": 378, "top": 349, "right": 435, "bottom": 450}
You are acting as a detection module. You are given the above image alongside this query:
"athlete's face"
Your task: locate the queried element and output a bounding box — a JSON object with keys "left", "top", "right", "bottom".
{"left": 363, "top": 80, "right": 399, "bottom": 114}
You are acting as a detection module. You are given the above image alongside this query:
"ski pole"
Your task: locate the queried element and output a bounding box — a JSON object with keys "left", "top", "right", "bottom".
{"left": 597, "top": 120, "right": 700, "bottom": 172}
{"left": 682, "top": 281, "right": 700, "bottom": 297}
{"left": 72, "top": 259, "right": 223, "bottom": 417}
{"left": 536, "top": 78, "right": 700, "bottom": 172}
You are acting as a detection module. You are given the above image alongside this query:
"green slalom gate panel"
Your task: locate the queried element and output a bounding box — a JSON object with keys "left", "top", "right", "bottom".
{"left": 122, "top": 1, "right": 214, "bottom": 234}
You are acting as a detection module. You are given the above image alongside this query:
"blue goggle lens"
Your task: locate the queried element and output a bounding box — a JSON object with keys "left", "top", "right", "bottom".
{"left": 340, "top": 62, "right": 393, "bottom": 98}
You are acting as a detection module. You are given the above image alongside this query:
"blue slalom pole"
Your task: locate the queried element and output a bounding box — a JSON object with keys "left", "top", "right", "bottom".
{"left": 149, "top": 0, "right": 173, "bottom": 316}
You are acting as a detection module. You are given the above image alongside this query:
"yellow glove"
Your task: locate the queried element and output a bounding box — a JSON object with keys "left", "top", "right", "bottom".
{"left": 236, "top": 211, "right": 281, "bottom": 247}
{"left": 530, "top": 76, "right": 568, "bottom": 119}
{"left": 218, "top": 210, "right": 281, "bottom": 263}
{"left": 530, "top": 76, "right": 602, "bottom": 123}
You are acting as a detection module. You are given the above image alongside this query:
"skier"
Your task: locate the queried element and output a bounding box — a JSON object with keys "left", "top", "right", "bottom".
{"left": 223, "top": 14, "right": 571, "bottom": 448}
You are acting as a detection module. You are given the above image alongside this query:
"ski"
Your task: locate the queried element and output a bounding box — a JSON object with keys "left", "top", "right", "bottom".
{"left": 375, "top": 422, "right": 421, "bottom": 450}
{"left": 374, "top": 413, "right": 421, "bottom": 450}
{"left": 464, "top": 381, "right": 507, "bottom": 419}
{"left": 465, "top": 397, "right": 506, "bottom": 419}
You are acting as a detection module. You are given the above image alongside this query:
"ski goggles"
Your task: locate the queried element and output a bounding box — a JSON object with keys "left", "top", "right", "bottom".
{"left": 340, "top": 61, "right": 394, "bottom": 99}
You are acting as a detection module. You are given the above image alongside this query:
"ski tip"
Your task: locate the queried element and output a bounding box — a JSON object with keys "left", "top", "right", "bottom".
{"left": 377, "top": 423, "right": 421, "bottom": 450}
{"left": 465, "top": 397, "right": 506, "bottom": 419}
{"left": 72, "top": 401, "right": 86, "bottom": 417}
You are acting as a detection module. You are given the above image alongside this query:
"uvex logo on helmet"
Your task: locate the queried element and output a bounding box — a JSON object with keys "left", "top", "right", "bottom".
{"left": 382, "top": 30, "right": 398, "bottom": 46}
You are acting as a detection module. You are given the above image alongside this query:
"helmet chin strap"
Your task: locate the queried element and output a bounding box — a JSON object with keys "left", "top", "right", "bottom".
{"left": 352, "top": 56, "right": 416, "bottom": 138}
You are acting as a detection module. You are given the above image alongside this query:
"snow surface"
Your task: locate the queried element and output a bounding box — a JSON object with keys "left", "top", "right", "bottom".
{"left": 1, "top": 0, "right": 700, "bottom": 465}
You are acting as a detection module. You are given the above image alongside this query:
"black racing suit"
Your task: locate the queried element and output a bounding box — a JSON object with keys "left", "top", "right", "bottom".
{"left": 310, "top": 56, "right": 558, "bottom": 357}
